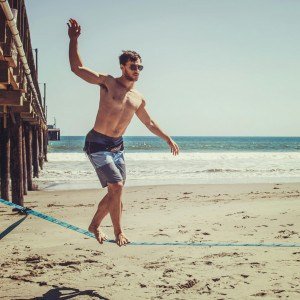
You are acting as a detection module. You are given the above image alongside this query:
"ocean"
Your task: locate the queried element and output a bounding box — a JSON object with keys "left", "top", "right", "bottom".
{"left": 36, "top": 136, "right": 300, "bottom": 190}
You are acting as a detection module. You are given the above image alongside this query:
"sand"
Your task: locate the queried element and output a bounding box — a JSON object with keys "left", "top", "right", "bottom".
{"left": 0, "top": 182, "right": 300, "bottom": 299}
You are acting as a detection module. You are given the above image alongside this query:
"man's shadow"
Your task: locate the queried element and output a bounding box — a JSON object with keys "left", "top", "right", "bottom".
{"left": 21, "top": 286, "right": 109, "bottom": 300}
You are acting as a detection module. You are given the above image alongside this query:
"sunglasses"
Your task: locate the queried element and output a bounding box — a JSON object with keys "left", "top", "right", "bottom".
{"left": 129, "top": 64, "right": 144, "bottom": 71}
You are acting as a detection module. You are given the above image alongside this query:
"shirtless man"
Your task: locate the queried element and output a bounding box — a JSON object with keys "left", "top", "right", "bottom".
{"left": 67, "top": 18, "right": 179, "bottom": 246}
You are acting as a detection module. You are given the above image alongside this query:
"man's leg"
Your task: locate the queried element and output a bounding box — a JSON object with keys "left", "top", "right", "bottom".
{"left": 88, "top": 193, "right": 110, "bottom": 244}
{"left": 108, "top": 181, "right": 130, "bottom": 246}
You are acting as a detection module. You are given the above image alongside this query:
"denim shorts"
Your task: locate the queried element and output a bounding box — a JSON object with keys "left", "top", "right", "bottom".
{"left": 84, "top": 149, "right": 126, "bottom": 188}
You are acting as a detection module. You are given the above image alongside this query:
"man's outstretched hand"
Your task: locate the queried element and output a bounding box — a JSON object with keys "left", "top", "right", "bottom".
{"left": 67, "top": 18, "right": 81, "bottom": 40}
{"left": 167, "top": 138, "right": 179, "bottom": 156}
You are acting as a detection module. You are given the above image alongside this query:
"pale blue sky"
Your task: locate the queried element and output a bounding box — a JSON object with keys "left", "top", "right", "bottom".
{"left": 26, "top": 0, "right": 300, "bottom": 136}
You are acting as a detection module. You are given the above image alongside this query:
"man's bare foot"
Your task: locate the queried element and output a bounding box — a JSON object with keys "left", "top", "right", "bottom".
{"left": 115, "top": 232, "right": 130, "bottom": 247}
{"left": 88, "top": 224, "right": 107, "bottom": 244}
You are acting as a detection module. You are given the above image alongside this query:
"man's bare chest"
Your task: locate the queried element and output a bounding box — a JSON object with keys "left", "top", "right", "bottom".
{"left": 102, "top": 88, "right": 141, "bottom": 111}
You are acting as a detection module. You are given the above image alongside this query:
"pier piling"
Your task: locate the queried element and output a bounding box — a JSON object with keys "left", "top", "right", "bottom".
{"left": 25, "top": 123, "right": 33, "bottom": 190}
{"left": 0, "top": 116, "right": 10, "bottom": 200}
{"left": 10, "top": 113, "right": 24, "bottom": 206}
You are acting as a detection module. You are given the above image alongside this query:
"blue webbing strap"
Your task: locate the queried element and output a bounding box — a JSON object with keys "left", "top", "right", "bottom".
{"left": 1, "top": 198, "right": 300, "bottom": 247}
{"left": 0, "top": 215, "right": 28, "bottom": 240}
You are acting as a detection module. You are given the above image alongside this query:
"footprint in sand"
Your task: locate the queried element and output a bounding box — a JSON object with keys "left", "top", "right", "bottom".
{"left": 199, "top": 283, "right": 212, "bottom": 291}
{"left": 268, "top": 218, "right": 277, "bottom": 221}
{"left": 213, "top": 222, "right": 222, "bottom": 226}
{"left": 212, "top": 277, "right": 220, "bottom": 282}
{"left": 242, "top": 215, "right": 250, "bottom": 219}
{"left": 249, "top": 262, "right": 262, "bottom": 268}
{"left": 47, "top": 204, "right": 65, "bottom": 207}
{"left": 178, "top": 278, "right": 198, "bottom": 289}
{"left": 234, "top": 225, "right": 246, "bottom": 229}
{"left": 153, "top": 233, "right": 170, "bottom": 237}
{"left": 202, "top": 232, "right": 210, "bottom": 236}
{"left": 144, "top": 261, "right": 166, "bottom": 270}
{"left": 22, "top": 255, "right": 43, "bottom": 263}
{"left": 225, "top": 211, "right": 245, "bottom": 216}
{"left": 275, "top": 229, "right": 298, "bottom": 239}
{"left": 74, "top": 204, "right": 94, "bottom": 207}
{"left": 251, "top": 292, "right": 268, "bottom": 297}
{"left": 58, "top": 261, "right": 81, "bottom": 267}
{"left": 196, "top": 195, "right": 209, "bottom": 198}
{"left": 155, "top": 229, "right": 169, "bottom": 236}
{"left": 84, "top": 259, "right": 98, "bottom": 263}
{"left": 272, "top": 289, "right": 286, "bottom": 294}
{"left": 162, "top": 268, "right": 174, "bottom": 277}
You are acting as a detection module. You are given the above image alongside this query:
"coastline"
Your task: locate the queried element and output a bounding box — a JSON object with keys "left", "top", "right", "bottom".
{"left": 35, "top": 178, "right": 300, "bottom": 192}
{"left": 32, "top": 150, "right": 300, "bottom": 191}
{"left": 1, "top": 182, "right": 300, "bottom": 299}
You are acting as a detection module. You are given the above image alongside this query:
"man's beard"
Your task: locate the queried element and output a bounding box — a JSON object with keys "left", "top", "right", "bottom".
{"left": 124, "top": 70, "right": 138, "bottom": 82}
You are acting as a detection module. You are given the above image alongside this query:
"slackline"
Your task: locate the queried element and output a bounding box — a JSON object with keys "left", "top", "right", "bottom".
{"left": 1, "top": 198, "right": 300, "bottom": 247}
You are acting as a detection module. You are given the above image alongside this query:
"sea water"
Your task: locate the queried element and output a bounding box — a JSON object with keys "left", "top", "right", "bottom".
{"left": 35, "top": 136, "right": 300, "bottom": 190}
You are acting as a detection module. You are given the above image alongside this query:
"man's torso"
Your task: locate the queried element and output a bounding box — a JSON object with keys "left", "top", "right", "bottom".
{"left": 93, "top": 75, "right": 143, "bottom": 137}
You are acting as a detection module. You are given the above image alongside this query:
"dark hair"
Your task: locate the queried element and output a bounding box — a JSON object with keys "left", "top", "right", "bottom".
{"left": 119, "top": 50, "right": 142, "bottom": 65}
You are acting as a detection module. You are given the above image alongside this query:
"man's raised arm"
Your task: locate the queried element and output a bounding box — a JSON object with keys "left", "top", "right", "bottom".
{"left": 67, "top": 18, "right": 107, "bottom": 85}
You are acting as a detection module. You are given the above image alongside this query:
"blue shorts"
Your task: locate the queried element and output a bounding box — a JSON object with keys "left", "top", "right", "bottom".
{"left": 85, "top": 150, "right": 126, "bottom": 188}
{"left": 83, "top": 129, "right": 126, "bottom": 188}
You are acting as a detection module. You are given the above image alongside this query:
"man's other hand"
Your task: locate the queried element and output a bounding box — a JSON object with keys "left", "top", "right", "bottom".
{"left": 167, "top": 138, "right": 179, "bottom": 156}
{"left": 67, "top": 18, "right": 81, "bottom": 39}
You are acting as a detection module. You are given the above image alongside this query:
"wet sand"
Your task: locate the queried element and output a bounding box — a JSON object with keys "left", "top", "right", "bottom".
{"left": 0, "top": 182, "right": 300, "bottom": 299}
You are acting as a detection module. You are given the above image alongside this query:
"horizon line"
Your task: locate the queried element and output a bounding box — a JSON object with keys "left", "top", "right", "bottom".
{"left": 57, "top": 135, "right": 300, "bottom": 138}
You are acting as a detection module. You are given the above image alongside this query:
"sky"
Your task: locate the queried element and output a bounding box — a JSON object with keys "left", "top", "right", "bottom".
{"left": 26, "top": 0, "right": 300, "bottom": 136}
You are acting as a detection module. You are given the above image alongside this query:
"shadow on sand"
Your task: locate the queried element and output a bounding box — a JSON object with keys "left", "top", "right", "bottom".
{"left": 21, "top": 286, "right": 109, "bottom": 300}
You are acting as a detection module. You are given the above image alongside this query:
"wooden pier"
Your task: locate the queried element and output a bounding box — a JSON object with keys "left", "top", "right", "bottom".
{"left": 47, "top": 118, "right": 60, "bottom": 141}
{"left": 0, "top": 0, "right": 48, "bottom": 206}
{"left": 48, "top": 126, "right": 61, "bottom": 141}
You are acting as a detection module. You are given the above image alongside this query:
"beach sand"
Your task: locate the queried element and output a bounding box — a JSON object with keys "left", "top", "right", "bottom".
{"left": 0, "top": 182, "right": 300, "bottom": 299}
